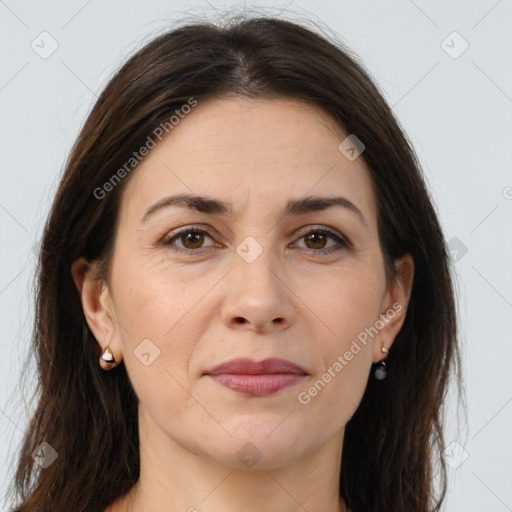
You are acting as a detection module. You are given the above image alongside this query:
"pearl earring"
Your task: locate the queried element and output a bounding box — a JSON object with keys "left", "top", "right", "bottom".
{"left": 100, "top": 345, "right": 116, "bottom": 369}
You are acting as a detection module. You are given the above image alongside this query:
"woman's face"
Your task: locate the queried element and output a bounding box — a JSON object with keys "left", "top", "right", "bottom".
{"left": 79, "top": 95, "right": 412, "bottom": 469}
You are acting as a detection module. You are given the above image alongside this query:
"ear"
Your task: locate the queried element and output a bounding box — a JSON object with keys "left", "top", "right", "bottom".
{"left": 71, "top": 257, "right": 122, "bottom": 369}
{"left": 373, "top": 253, "right": 414, "bottom": 363}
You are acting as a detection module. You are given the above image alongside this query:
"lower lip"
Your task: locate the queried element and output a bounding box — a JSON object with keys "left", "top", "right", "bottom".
{"left": 207, "top": 373, "right": 306, "bottom": 396}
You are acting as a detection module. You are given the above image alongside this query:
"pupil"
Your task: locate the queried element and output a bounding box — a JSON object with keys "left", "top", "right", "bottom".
{"left": 185, "top": 232, "right": 202, "bottom": 248}
{"left": 308, "top": 233, "right": 325, "bottom": 248}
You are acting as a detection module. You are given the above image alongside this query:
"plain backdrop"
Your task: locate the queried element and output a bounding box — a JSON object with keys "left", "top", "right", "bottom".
{"left": 1, "top": 0, "right": 511, "bottom": 510}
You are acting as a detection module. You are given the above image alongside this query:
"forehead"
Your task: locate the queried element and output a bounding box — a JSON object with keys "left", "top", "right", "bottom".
{"left": 119, "top": 95, "right": 377, "bottom": 226}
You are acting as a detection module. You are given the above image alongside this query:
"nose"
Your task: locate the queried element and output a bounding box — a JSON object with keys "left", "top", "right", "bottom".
{"left": 220, "top": 250, "right": 296, "bottom": 334}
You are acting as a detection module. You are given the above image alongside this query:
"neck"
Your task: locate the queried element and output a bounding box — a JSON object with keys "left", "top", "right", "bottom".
{"left": 111, "top": 408, "right": 348, "bottom": 512}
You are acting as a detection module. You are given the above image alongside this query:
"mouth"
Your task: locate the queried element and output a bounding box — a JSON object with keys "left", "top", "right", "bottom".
{"left": 204, "top": 357, "right": 308, "bottom": 397}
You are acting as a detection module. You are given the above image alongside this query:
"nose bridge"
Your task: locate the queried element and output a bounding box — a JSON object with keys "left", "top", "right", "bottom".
{"left": 220, "top": 234, "right": 296, "bottom": 332}
{"left": 234, "top": 235, "right": 283, "bottom": 299}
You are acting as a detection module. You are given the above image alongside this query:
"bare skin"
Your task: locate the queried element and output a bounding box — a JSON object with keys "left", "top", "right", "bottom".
{"left": 72, "top": 95, "right": 414, "bottom": 512}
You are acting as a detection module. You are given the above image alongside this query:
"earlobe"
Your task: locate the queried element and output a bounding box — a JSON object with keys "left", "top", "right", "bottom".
{"left": 374, "top": 253, "right": 415, "bottom": 362}
{"left": 71, "top": 257, "right": 121, "bottom": 370}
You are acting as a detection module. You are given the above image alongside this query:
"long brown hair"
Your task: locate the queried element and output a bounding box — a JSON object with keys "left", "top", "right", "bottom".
{"left": 6, "top": 14, "right": 464, "bottom": 512}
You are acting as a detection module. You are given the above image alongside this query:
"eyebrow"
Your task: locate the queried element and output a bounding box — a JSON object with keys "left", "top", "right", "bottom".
{"left": 141, "top": 193, "right": 367, "bottom": 227}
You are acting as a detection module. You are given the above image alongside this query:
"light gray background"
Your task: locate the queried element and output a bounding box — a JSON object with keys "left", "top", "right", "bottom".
{"left": 1, "top": 0, "right": 511, "bottom": 510}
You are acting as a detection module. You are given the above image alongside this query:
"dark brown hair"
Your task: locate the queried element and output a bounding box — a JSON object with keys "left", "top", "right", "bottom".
{"left": 6, "top": 13, "right": 464, "bottom": 512}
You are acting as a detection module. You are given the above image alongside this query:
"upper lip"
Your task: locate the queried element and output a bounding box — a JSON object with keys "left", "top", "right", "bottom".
{"left": 204, "top": 357, "right": 308, "bottom": 376}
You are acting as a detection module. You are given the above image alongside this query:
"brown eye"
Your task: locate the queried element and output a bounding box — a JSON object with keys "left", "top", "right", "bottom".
{"left": 162, "top": 228, "right": 216, "bottom": 253}
{"left": 180, "top": 231, "right": 205, "bottom": 249}
{"left": 303, "top": 232, "right": 328, "bottom": 250}
{"left": 293, "top": 228, "right": 350, "bottom": 255}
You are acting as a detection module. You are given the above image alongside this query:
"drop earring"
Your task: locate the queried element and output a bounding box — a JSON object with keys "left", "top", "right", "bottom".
{"left": 374, "top": 346, "right": 389, "bottom": 380}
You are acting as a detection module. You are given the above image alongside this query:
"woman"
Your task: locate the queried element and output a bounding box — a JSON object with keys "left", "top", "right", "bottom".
{"left": 5, "top": 14, "right": 463, "bottom": 512}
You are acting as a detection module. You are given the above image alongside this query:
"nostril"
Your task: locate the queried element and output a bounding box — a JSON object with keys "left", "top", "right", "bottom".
{"left": 235, "top": 317, "right": 246, "bottom": 324}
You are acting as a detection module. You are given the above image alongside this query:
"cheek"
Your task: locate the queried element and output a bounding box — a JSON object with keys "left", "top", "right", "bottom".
{"left": 297, "top": 333, "right": 373, "bottom": 439}
{"left": 300, "top": 271, "right": 381, "bottom": 414}
{"left": 312, "top": 266, "right": 384, "bottom": 340}
{"left": 109, "top": 260, "right": 203, "bottom": 390}
{"left": 112, "top": 253, "right": 202, "bottom": 335}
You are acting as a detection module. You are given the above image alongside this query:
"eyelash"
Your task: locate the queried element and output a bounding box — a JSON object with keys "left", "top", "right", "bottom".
{"left": 160, "top": 225, "right": 351, "bottom": 256}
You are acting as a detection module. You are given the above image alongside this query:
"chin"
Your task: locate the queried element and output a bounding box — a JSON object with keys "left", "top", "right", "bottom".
{"left": 204, "top": 417, "right": 312, "bottom": 469}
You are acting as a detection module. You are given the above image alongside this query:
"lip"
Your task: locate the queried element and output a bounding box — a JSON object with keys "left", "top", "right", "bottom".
{"left": 205, "top": 357, "right": 308, "bottom": 376}
{"left": 204, "top": 357, "right": 308, "bottom": 397}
